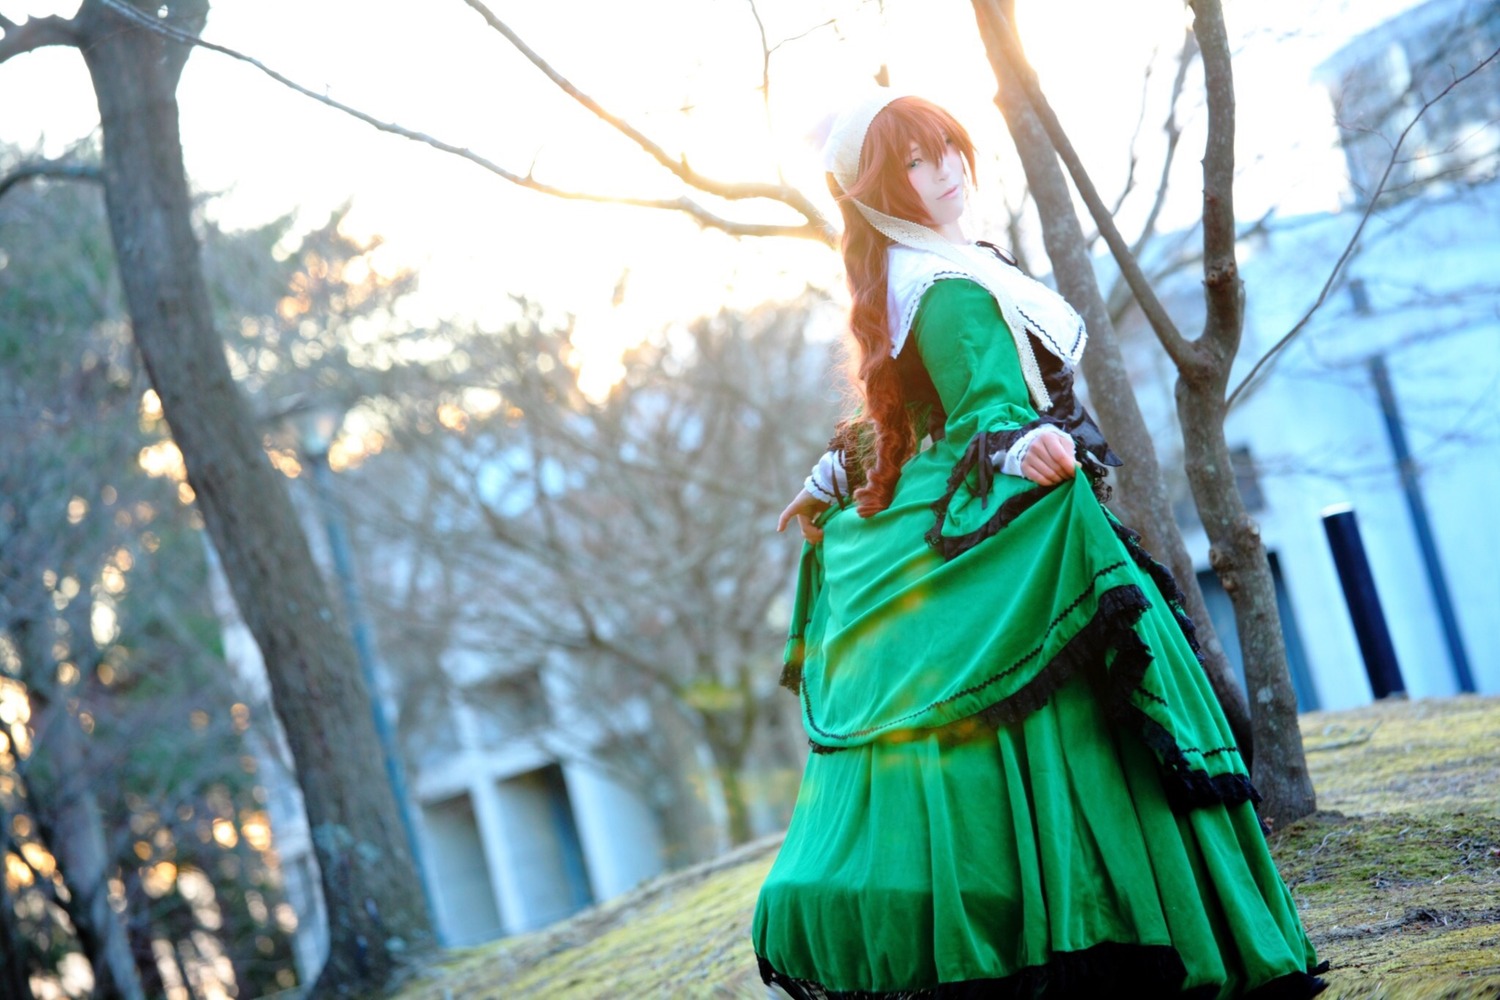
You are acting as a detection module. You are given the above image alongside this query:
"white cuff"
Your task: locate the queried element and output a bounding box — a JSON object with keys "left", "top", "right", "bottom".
{"left": 805, "top": 450, "right": 849, "bottom": 503}
{"left": 996, "top": 425, "right": 1072, "bottom": 478}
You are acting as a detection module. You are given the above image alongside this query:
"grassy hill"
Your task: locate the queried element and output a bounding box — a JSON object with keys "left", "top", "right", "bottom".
{"left": 387, "top": 696, "right": 1500, "bottom": 999}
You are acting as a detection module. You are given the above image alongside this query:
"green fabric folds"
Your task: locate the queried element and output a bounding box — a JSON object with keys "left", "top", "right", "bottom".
{"left": 754, "top": 676, "right": 1319, "bottom": 997}
{"left": 755, "top": 278, "right": 1320, "bottom": 997}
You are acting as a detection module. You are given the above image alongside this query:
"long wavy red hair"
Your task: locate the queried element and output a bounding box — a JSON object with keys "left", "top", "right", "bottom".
{"left": 831, "top": 96, "right": 976, "bottom": 516}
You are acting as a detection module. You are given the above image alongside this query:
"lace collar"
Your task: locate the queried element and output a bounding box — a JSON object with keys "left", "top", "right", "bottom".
{"left": 885, "top": 242, "right": 1088, "bottom": 411}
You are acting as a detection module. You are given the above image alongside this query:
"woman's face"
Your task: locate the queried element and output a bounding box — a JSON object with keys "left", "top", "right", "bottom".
{"left": 905, "top": 138, "right": 966, "bottom": 232}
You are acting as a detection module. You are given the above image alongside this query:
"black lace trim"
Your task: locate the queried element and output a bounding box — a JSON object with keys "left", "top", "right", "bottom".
{"left": 794, "top": 490, "right": 1256, "bottom": 812}
{"left": 759, "top": 943, "right": 1192, "bottom": 999}
{"left": 780, "top": 657, "right": 803, "bottom": 695}
{"left": 1110, "top": 519, "right": 1208, "bottom": 668}
{"left": 758, "top": 948, "right": 1327, "bottom": 999}
{"left": 1244, "top": 967, "right": 1330, "bottom": 1000}
{"left": 1098, "top": 520, "right": 1256, "bottom": 809}
{"left": 923, "top": 430, "right": 1061, "bottom": 560}
{"left": 923, "top": 422, "right": 1125, "bottom": 561}
{"left": 801, "top": 580, "right": 1256, "bottom": 813}
{"left": 1083, "top": 591, "right": 1258, "bottom": 813}
{"left": 803, "top": 566, "right": 1133, "bottom": 746}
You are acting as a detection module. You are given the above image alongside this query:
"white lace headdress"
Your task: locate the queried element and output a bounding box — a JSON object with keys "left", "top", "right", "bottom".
{"left": 821, "top": 92, "right": 1089, "bottom": 411}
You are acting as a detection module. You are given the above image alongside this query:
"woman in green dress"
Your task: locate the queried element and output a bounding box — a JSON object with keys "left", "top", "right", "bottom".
{"left": 751, "top": 94, "right": 1325, "bottom": 999}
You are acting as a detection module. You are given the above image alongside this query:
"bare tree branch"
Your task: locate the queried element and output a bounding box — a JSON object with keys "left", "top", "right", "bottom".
{"left": 1226, "top": 43, "right": 1500, "bottom": 409}
{"left": 459, "top": 0, "right": 833, "bottom": 238}
{"left": 1131, "top": 30, "right": 1198, "bottom": 260}
{"left": 1101, "top": 30, "right": 1199, "bottom": 324}
{"left": 0, "top": 160, "right": 101, "bottom": 203}
{"left": 746, "top": 0, "right": 788, "bottom": 189}
{"left": 747, "top": 0, "right": 772, "bottom": 108}
{"left": 1189, "top": 0, "right": 1241, "bottom": 368}
{"left": 771, "top": 17, "right": 838, "bottom": 55}
{"left": 88, "top": 0, "right": 832, "bottom": 243}
{"left": 977, "top": 0, "right": 1197, "bottom": 369}
{"left": 459, "top": 0, "right": 814, "bottom": 212}
{"left": 1098, "top": 43, "right": 1161, "bottom": 224}
{"left": 0, "top": 12, "right": 77, "bottom": 62}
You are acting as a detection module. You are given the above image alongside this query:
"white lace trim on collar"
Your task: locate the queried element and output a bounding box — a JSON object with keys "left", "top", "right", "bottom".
{"left": 885, "top": 244, "right": 1088, "bottom": 411}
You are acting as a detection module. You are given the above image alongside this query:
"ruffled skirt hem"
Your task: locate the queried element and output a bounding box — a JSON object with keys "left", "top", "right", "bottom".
{"left": 752, "top": 671, "right": 1321, "bottom": 999}
{"left": 757, "top": 950, "right": 1329, "bottom": 1000}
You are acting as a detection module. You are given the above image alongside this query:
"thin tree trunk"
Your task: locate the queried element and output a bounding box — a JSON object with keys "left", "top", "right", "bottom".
{"left": 714, "top": 749, "right": 753, "bottom": 846}
{"left": 0, "top": 805, "right": 38, "bottom": 1000}
{"left": 971, "top": 0, "right": 1255, "bottom": 762}
{"left": 701, "top": 693, "right": 755, "bottom": 846}
{"left": 27, "top": 702, "right": 145, "bottom": 1000}
{"left": 13, "top": 614, "right": 144, "bottom": 1000}
{"left": 121, "top": 867, "right": 169, "bottom": 998}
{"left": 1180, "top": 0, "right": 1315, "bottom": 825}
{"left": 72, "top": 1, "right": 432, "bottom": 992}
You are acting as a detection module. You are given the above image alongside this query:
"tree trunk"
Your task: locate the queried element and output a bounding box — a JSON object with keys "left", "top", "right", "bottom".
{"left": 0, "top": 807, "right": 38, "bottom": 1000}
{"left": 971, "top": 0, "right": 1255, "bottom": 762}
{"left": 714, "top": 748, "right": 753, "bottom": 846}
{"left": 699, "top": 697, "right": 754, "bottom": 846}
{"left": 45, "top": 755, "right": 145, "bottom": 1000}
{"left": 123, "top": 868, "right": 169, "bottom": 999}
{"left": 13, "top": 614, "right": 144, "bottom": 1000}
{"left": 72, "top": 1, "right": 432, "bottom": 992}
{"left": 1178, "top": 0, "right": 1316, "bottom": 826}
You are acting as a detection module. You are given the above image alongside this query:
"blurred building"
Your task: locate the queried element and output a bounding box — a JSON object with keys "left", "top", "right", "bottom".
{"left": 207, "top": 0, "right": 1500, "bottom": 983}
{"left": 1122, "top": 0, "right": 1500, "bottom": 710}
{"left": 1317, "top": 0, "right": 1500, "bottom": 203}
{"left": 207, "top": 479, "right": 670, "bottom": 982}
{"left": 406, "top": 647, "right": 665, "bottom": 946}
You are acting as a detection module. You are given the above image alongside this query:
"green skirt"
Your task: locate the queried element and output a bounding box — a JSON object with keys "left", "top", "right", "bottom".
{"left": 753, "top": 672, "right": 1322, "bottom": 997}
{"left": 754, "top": 474, "right": 1323, "bottom": 998}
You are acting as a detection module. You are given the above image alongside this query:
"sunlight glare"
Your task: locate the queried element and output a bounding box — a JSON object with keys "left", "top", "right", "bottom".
{"left": 138, "top": 439, "right": 187, "bottom": 481}
{"left": 5, "top": 853, "right": 34, "bottom": 890}
{"left": 568, "top": 311, "right": 630, "bottom": 403}
{"left": 143, "top": 861, "right": 179, "bottom": 898}
{"left": 241, "top": 812, "right": 273, "bottom": 852}
{"left": 21, "top": 841, "right": 56, "bottom": 879}
{"left": 436, "top": 402, "right": 469, "bottom": 433}
{"left": 0, "top": 679, "right": 31, "bottom": 726}
{"left": 212, "top": 818, "right": 239, "bottom": 848}
{"left": 91, "top": 600, "right": 120, "bottom": 646}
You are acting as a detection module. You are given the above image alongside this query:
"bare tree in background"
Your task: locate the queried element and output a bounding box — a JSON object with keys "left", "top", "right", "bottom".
{"left": 0, "top": 159, "right": 304, "bottom": 998}
{"left": 10, "top": 0, "right": 1491, "bottom": 835}
{"left": 0, "top": 3, "right": 432, "bottom": 993}
{"left": 329, "top": 296, "right": 839, "bottom": 851}
{"left": 27, "top": 0, "right": 1269, "bottom": 770}
{"left": 971, "top": 0, "right": 1499, "bottom": 824}
{"left": 966, "top": 0, "right": 1316, "bottom": 823}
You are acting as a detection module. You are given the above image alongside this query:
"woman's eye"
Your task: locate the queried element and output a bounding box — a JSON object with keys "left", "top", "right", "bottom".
{"left": 907, "top": 158, "right": 922, "bottom": 169}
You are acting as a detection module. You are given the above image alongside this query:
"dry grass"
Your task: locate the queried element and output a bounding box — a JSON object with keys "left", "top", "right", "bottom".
{"left": 1274, "top": 695, "right": 1500, "bottom": 999}
{"left": 387, "top": 695, "right": 1500, "bottom": 1000}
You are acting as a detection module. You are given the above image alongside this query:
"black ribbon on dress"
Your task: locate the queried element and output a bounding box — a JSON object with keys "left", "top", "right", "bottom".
{"left": 924, "top": 432, "right": 1058, "bottom": 560}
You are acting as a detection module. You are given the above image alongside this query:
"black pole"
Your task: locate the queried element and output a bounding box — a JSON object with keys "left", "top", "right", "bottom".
{"left": 1367, "top": 356, "right": 1476, "bottom": 693}
{"left": 307, "top": 451, "right": 443, "bottom": 942}
{"left": 1322, "top": 504, "right": 1406, "bottom": 699}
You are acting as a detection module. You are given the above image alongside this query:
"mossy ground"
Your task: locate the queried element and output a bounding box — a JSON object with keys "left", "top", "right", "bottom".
{"left": 387, "top": 696, "right": 1500, "bottom": 999}
{"left": 1275, "top": 695, "right": 1500, "bottom": 999}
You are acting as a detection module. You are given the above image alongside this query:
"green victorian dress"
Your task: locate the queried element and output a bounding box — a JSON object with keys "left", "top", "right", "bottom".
{"left": 752, "top": 247, "right": 1324, "bottom": 999}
